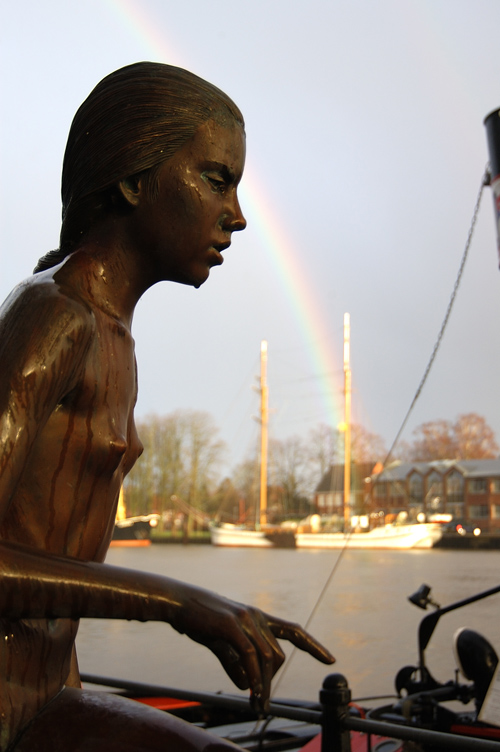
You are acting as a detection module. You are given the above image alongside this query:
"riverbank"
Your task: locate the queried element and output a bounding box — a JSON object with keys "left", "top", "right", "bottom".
{"left": 151, "top": 530, "right": 211, "bottom": 544}
{"left": 435, "top": 531, "right": 500, "bottom": 550}
{"left": 149, "top": 529, "right": 500, "bottom": 548}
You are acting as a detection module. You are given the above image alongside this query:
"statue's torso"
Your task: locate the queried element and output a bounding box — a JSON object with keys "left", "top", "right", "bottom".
{"left": 0, "top": 282, "right": 143, "bottom": 749}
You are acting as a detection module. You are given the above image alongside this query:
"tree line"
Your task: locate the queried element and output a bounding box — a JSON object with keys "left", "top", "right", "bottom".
{"left": 123, "top": 410, "right": 499, "bottom": 523}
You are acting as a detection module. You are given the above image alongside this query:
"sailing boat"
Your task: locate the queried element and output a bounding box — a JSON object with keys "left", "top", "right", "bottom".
{"left": 295, "top": 314, "right": 442, "bottom": 550}
{"left": 211, "top": 330, "right": 441, "bottom": 550}
{"left": 210, "top": 341, "right": 295, "bottom": 548}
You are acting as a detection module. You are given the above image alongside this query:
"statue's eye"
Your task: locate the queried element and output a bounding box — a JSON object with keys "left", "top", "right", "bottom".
{"left": 204, "top": 172, "right": 228, "bottom": 194}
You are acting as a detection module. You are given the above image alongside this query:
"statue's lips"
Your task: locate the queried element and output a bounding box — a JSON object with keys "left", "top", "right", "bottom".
{"left": 210, "top": 241, "right": 231, "bottom": 265}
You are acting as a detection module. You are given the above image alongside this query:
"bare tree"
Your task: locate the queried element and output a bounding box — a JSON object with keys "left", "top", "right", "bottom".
{"left": 350, "top": 423, "right": 387, "bottom": 464}
{"left": 182, "top": 409, "right": 226, "bottom": 511}
{"left": 453, "top": 413, "right": 499, "bottom": 459}
{"left": 407, "top": 413, "right": 499, "bottom": 461}
{"left": 306, "top": 423, "right": 341, "bottom": 479}
{"left": 209, "top": 477, "right": 243, "bottom": 521}
{"left": 407, "top": 419, "right": 455, "bottom": 461}
{"left": 124, "top": 410, "right": 226, "bottom": 519}
{"left": 231, "top": 455, "right": 260, "bottom": 523}
{"left": 269, "top": 436, "right": 310, "bottom": 517}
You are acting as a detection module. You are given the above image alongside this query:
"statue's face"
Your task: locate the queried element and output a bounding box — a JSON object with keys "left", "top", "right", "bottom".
{"left": 131, "top": 118, "right": 246, "bottom": 288}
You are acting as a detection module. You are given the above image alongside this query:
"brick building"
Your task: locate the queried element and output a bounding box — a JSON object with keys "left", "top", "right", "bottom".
{"left": 313, "top": 463, "right": 377, "bottom": 517}
{"left": 314, "top": 459, "right": 500, "bottom": 530}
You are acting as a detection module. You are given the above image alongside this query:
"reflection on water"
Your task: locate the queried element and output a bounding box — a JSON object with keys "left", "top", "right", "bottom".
{"left": 76, "top": 547, "right": 500, "bottom": 703}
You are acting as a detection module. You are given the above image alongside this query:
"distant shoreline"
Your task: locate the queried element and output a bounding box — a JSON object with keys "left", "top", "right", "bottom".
{"left": 151, "top": 531, "right": 211, "bottom": 545}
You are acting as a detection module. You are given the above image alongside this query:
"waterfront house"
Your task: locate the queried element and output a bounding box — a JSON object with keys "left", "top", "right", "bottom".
{"left": 314, "top": 459, "right": 500, "bottom": 531}
{"left": 367, "top": 459, "right": 500, "bottom": 530}
{"left": 313, "top": 463, "right": 378, "bottom": 517}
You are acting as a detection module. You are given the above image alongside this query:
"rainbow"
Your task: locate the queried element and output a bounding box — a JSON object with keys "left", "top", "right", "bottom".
{"left": 105, "top": 0, "right": 187, "bottom": 67}
{"left": 239, "top": 165, "right": 345, "bottom": 427}
{"left": 104, "top": 0, "right": 345, "bottom": 430}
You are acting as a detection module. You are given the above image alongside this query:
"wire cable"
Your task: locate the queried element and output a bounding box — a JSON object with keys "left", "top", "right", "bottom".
{"left": 381, "top": 168, "right": 490, "bottom": 468}
{"left": 272, "top": 167, "right": 491, "bottom": 700}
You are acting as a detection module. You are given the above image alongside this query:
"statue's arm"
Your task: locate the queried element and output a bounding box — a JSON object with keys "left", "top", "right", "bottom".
{"left": 0, "top": 538, "right": 334, "bottom": 711}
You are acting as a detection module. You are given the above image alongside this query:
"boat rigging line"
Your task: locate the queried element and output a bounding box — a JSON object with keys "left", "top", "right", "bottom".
{"left": 381, "top": 167, "right": 490, "bottom": 469}
{"left": 272, "top": 166, "right": 491, "bottom": 703}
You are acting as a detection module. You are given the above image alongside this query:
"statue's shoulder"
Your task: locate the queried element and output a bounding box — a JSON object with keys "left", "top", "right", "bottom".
{"left": 0, "top": 272, "right": 96, "bottom": 355}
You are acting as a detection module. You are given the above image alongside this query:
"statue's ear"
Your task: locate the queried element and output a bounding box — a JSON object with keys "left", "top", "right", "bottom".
{"left": 118, "top": 175, "right": 143, "bottom": 207}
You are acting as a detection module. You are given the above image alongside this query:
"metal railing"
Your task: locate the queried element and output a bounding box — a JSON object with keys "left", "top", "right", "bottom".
{"left": 82, "top": 671, "right": 500, "bottom": 751}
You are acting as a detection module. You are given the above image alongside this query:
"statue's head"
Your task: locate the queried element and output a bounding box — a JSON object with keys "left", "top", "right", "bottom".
{"left": 35, "top": 62, "right": 244, "bottom": 271}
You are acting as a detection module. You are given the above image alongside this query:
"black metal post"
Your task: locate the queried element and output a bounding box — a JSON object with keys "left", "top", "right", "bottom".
{"left": 484, "top": 108, "right": 500, "bottom": 265}
{"left": 320, "top": 673, "right": 352, "bottom": 752}
{"left": 485, "top": 109, "right": 500, "bottom": 181}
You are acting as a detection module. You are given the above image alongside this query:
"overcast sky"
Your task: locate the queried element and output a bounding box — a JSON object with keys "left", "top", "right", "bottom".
{"left": 2, "top": 0, "right": 500, "bottom": 473}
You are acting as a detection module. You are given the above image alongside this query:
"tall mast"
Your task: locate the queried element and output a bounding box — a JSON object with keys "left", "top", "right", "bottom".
{"left": 343, "top": 314, "right": 351, "bottom": 528}
{"left": 259, "top": 340, "right": 268, "bottom": 527}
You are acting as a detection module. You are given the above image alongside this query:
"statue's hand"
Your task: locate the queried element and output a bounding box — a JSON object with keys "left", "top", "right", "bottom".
{"left": 169, "top": 587, "right": 335, "bottom": 714}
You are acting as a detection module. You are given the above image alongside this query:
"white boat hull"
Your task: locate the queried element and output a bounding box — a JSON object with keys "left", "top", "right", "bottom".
{"left": 296, "top": 523, "right": 442, "bottom": 550}
{"left": 210, "top": 526, "right": 274, "bottom": 548}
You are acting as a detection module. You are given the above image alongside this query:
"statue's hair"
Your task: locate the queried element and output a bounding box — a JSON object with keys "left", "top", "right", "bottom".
{"left": 34, "top": 62, "right": 244, "bottom": 272}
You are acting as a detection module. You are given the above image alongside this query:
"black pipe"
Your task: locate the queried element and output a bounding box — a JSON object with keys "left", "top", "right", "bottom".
{"left": 485, "top": 109, "right": 500, "bottom": 181}
{"left": 81, "top": 673, "right": 322, "bottom": 724}
{"left": 82, "top": 672, "right": 500, "bottom": 750}
{"left": 345, "top": 715, "right": 500, "bottom": 751}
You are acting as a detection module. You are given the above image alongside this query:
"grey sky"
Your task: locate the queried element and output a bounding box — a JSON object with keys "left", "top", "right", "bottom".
{"left": 2, "top": 0, "right": 500, "bottom": 473}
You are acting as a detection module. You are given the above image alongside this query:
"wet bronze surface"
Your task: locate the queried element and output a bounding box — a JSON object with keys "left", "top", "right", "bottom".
{"left": 0, "top": 63, "right": 333, "bottom": 750}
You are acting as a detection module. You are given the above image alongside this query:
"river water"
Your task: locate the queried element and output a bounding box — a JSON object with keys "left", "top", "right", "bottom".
{"left": 76, "top": 546, "right": 500, "bottom": 705}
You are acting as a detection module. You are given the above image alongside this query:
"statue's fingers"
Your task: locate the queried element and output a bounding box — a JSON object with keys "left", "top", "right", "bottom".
{"left": 236, "top": 608, "right": 287, "bottom": 714}
{"left": 208, "top": 639, "right": 250, "bottom": 689}
{"left": 266, "top": 616, "right": 335, "bottom": 664}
